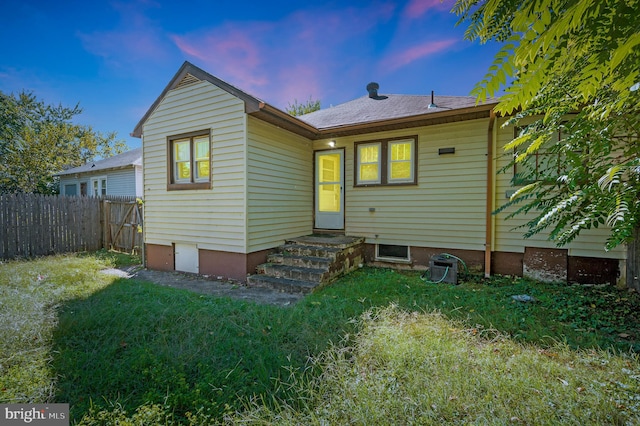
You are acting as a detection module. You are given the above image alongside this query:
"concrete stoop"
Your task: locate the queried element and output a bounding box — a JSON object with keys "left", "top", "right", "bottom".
{"left": 247, "top": 235, "right": 365, "bottom": 294}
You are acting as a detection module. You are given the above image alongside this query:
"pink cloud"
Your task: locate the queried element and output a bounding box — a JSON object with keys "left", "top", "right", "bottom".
{"left": 171, "top": 4, "right": 396, "bottom": 108}
{"left": 384, "top": 39, "right": 457, "bottom": 72}
{"left": 171, "top": 28, "right": 269, "bottom": 92}
{"left": 276, "top": 64, "right": 323, "bottom": 108}
{"left": 403, "top": 0, "right": 453, "bottom": 19}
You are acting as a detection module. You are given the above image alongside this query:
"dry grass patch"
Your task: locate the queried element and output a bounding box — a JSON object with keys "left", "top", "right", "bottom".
{"left": 231, "top": 305, "right": 640, "bottom": 425}
{"left": 0, "top": 254, "right": 127, "bottom": 404}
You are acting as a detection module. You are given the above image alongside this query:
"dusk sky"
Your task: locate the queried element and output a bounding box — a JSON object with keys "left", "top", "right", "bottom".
{"left": 0, "top": 0, "right": 502, "bottom": 150}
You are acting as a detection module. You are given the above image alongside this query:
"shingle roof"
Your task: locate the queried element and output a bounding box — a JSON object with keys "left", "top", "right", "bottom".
{"left": 133, "top": 62, "right": 501, "bottom": 141}
{"left": 298, "top": 94, "right": 494, "bottom": 130}
{"left": 56, "top": 147, "right": 142, "bottom": 176}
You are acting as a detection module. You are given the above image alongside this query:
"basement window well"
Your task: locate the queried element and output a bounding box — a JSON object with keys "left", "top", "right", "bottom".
{"left": 376, "top": 244, "right": 410, "bottom": 262}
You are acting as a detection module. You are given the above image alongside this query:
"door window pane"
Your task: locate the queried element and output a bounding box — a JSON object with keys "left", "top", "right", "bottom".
{"left": 320, "top": 154, "right": 340, "bottom": 182}
{"left": 319, "top": 184, "right": 340, "bottom": 212}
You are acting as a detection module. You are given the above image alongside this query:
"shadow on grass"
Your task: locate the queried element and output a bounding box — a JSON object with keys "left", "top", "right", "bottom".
{"left": 50, "top": 278, "right": 358, "bottom": 422}
{"left": 51, "top": 268, "right": 640, "bottom": 422}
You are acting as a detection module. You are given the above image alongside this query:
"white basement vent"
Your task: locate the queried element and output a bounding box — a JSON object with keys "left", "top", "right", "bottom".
{"left": 176, "top": 73, "right": 200, "bottom": 88}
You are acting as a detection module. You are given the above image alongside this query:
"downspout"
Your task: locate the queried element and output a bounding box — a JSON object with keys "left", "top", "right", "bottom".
{"left": 141, "top": 133, "right": 146, "bottom": 269}
{"left": 485, "top": 110, "right": 496, "bottom": 278}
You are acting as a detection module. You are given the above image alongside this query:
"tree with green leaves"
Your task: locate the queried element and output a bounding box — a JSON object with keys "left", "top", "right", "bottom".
{"left": 454, "top": 0, "right": 640, "bottom": 250}
{"left": 286, "top": 97, "right": 321, "bottom": 116}
{"left": 0, "top": 90, "right": 127, "bottom": 194}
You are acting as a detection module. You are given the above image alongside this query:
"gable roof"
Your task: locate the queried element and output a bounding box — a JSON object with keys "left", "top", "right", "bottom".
{"left": 131, "top": 61, "right": 318, "bottom": 139}
{"left": 132, "top": 61, "right": 499, "bottom": 140}
{"left": 56, "top": 147, "right": 142, "bottom": 176}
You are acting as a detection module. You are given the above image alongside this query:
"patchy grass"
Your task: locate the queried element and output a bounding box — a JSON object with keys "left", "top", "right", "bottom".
{"left": 0, "top": 254, "right": 120, "bottom": 404}
{"left": 83, "top": 249, "right": 141, "bottom": 268}
{"left": 0, "top": 256, "right": 638, "bottom": 424}
{"left": 229, "top": 306, "right": 640, "bottom": 425}
{"left": 321, "top": 268, "right": 640, "bottom": 352}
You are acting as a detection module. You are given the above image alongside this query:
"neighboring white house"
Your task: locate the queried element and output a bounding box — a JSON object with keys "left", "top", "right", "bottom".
{"left": 56, "top": 147, "right": 142, "bottom": 197}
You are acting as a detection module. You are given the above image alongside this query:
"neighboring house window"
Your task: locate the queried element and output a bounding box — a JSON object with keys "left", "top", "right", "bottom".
{"left": 64, "top": 184, "right": 77, "bottom": 196}
{"left": 355, "top": 136, "right": 417, "bottom": 186}
{"left": 168, "top": 130, "right": 211, "bottom": 190}
{"left": 91, "top": 177, "right": 107, "bottom": 196}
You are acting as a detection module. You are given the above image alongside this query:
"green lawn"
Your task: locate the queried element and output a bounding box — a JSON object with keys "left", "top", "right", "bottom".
{"left": 0, "top": 253, "right": 638, "bottom": 424}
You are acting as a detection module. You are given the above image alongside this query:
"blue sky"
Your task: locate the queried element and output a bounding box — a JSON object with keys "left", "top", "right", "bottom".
{"left": 0, "top": 0, "right": 501, "bottom": 150}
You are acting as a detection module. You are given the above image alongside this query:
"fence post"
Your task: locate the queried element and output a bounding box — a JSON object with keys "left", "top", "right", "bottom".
{"left": 627, "top": 228, "right": 640, "bottom": 291}
{"left": 103, "top": 198, "right": 110, "bottom": 251}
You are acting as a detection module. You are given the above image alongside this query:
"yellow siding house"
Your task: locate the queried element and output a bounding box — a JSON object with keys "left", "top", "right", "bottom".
{"left": 132, "top": 62, "right": 624, "bottom": 285}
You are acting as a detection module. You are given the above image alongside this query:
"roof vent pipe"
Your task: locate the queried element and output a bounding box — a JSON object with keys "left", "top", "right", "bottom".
{"left": 428, "top": 90, "right": 437, "bottom": 109}
{"left": 366, "top": 82, "right": 379, "bottom": 98}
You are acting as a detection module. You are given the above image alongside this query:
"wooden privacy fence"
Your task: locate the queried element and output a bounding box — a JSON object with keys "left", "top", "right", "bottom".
{"left": 0, "top": 194, "right": 143, "bottom": 260}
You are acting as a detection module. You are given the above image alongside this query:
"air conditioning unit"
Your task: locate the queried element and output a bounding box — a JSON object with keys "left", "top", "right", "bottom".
{"left": 429, "top": 255, "right": 458, "bottom": 284}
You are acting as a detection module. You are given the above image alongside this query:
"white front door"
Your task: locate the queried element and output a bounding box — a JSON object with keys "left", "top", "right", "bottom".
{"left": 315, "top": 150, "right": 344, "bottom": 229}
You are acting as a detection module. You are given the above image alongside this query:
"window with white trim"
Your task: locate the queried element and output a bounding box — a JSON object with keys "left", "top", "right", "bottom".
{"left": 355, "top": 136, "right": 417, "bottom": 186}
{"left": 168, "top": 130, "right": 211, "bottom": 190}
{"left": 388, "top": 139, "right": 415, "bottom": 183}
{"left": 357, "top": 143, "right": 381, "bottom": 184}
{"left": 91, "top": 177, "right": 107, "bottom": 196}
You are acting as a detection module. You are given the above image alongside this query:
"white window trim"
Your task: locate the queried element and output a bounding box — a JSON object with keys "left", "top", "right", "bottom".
{"left": 387, "top": 139, "right": 415, "bottom": 183}
{"left": 91, "top": 176, "right": 107, "bottom": 197}
{"left": 193, "top": 136, "right": 211, "bottom": 183}
{"left": 356, "top": 142, "right": 382, "bottom": 185}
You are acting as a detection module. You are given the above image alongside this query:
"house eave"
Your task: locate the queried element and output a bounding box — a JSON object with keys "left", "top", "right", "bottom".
{"left": 250, "top": 103, "right": 319, "bottom": 140}
{"left": 313, "top": 103, "right": 499, "bottom": 139}
{"left": 56, "top": 164, "right": 136, "bottom": 177}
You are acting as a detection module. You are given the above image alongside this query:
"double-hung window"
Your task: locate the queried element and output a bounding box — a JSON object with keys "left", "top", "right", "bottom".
{"left": 512, "top": 125, "right": 575, "bottom": 185}
{"left": 355, "top": 136, "right": 417, "bottom": 186}
{"left": 168, "top": 130, "right": 211, "bottom": 190}
{"left": 91, "top": 177, "right": 107, "bottom": 196}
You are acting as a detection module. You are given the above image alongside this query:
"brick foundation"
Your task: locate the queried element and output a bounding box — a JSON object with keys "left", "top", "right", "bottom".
{"left": 145, "top": 244, "right": 269, "bottom": 282}
{"left": 363, "top": 243, "right": 619, "bottom": 284}
{"left": 491, "top": 251, "right": 523, "bottom": 276}
{"left": 147, "top": 242, "right": 620, "bottom": 285}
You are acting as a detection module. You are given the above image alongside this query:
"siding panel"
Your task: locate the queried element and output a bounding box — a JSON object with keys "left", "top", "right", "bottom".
{"left": 246, "top": 117, "right": 313, "bottom": 252}
{"left": 313, "top": 120, "right": 489, "bottom": 252}
{"left": 142, "top": 81, "right": 247, "bottom": 252}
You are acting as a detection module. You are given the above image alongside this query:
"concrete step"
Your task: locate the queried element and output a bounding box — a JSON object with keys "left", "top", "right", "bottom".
{"left": 257, "top": 263, "right": 327, "bottom": 283}
{"left": 247, "top": 274, "right": 317, "bottom": 294}
{"left": 286, "top": 235, "right": 366, "bottom": 249}
{"left": 280, "top": 243, "right": 342, "bottom": 259}
{"left": 267, "top": 253, "right": 332, "bottom": 269}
